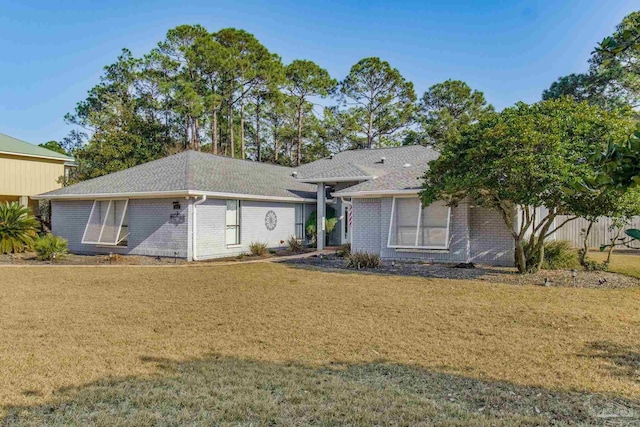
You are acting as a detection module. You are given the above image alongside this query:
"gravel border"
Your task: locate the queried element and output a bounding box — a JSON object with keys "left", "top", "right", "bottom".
{"left": 285, "top": 255, "right": 640, "bottom": 289}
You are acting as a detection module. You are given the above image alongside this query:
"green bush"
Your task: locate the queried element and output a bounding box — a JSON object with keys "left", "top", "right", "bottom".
{"left": 248, "top": 241, "right": 269, "bottom": 256}
{"left": 346, "top": 252, "right": 381, "bottom": 269}
{"left": 306, "top": 206, "right": 337, "bottom": 246}
{"left": 286, "top": 235, "right": 304, "bottom": 253}
{"left": 584, "top": 260, "right": 609, "bottom": 271}
{"left": 0, "top": 201, "right": 39, "bottom": 254}
{"left": 527, "top": 240, "right": 580, "bottom": 270}
{"left": 34, "top": 234, "right": 68, "bottom": 261}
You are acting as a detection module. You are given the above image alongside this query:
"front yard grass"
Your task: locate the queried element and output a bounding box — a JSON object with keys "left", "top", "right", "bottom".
{"left": 1, "top": 263, "right": 639, "bottom": 425}
{"left": 588, "top": 251, "right": 640, "bottom": 279}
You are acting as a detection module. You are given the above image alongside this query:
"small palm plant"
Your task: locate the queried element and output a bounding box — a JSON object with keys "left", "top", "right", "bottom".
{"left": 0, "top": 202, "right": 39, "bottom": 254}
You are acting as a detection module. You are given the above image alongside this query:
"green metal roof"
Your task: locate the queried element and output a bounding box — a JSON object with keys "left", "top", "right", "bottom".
{"left": 0, "top": 132, "right": 73, "bottom": 161}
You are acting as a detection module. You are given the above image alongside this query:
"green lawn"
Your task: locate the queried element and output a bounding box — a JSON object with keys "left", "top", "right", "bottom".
{"left": 0, "top": 263, "right": 639, "bottom": 426}
{"left": 589, "top": 251, "right": 640, "bottom": 278}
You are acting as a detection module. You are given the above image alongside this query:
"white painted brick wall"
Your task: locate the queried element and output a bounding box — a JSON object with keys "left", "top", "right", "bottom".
{"left": 352, "top": 197, "right": 514, "bottom": 266}
{"left": 469, "top": 206, "right": 514, "bottom": 266}
{"left": 52, "top": 198, "right": 190, "bottom": 258}
{"left": 195, "top": 199, "right": 314, "bottom": 260}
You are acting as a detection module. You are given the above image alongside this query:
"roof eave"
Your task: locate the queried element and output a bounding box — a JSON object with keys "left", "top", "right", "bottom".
{"left": 297, "top": 175, "right": 374, "bottom": 183}
{"left": 0, "top": 150, "right": 73, "bottom": 162}
{"left": 331, "top": 189, "right": 421, "bottom": 198}
{"left": 35, "top": 189, "right": 316, "bottom": 203}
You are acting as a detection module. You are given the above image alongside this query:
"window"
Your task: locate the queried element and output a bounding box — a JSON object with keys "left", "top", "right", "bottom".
{"left": 226, "top": 200, "right": 240, "bottom": 245}
{"left": 387, "top": 197, "right": 450, "bottom": 249}
{"left": 82, "top": 200, "right": 129, "bottom": 246}
{"left": 294, "top": 204, "right": 305, "bottom": 240}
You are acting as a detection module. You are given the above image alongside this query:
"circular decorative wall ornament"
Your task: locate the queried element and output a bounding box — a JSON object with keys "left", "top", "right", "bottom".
{"left": 265, "top": 210, "right": 277, "bottom": 231}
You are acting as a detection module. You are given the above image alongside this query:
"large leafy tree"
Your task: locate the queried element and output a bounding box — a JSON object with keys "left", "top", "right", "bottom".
{"left": 415, "top": 79, "right": 493, "bottom": 148}
{"left": 421, "top": 98, "right": 633, "bottom": 274}
{"left": 38, "top": 140, "right": 68, "bottom": 156}
{"left": 283, "top": 60, "right": 336, "bottom": 166}
{"left": 339, "top": 57, "right": 416, "bottom": 148}
{"left": 591, "top": 11, "right": 640, "bottom": 108}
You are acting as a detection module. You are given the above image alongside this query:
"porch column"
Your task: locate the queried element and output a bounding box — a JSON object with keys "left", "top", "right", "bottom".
{"left": 316, "top": 182, "right": 325, "bottom": 250}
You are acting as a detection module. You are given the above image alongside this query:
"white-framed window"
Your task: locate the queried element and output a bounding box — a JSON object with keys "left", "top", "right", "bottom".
{"left": 387, "top": 197, "right": 450, "bottom": 249}
{"left": 82, "top": 199, "right": 129, "bottom": 246}
{"left": 226, "top": 200, "right": 240, "bottom": 245}
{"left": 294, "top": 204, "right": 305, "bottom": 240}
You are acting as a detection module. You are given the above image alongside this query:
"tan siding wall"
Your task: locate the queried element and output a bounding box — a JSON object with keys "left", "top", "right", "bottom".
{"left": 0, "top": 154, "right": 65, "bottom": 196}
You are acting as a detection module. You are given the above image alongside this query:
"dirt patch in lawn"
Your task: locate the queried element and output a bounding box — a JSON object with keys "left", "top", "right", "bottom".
{"left": 0, "top": 263, "right": 638, "bottom": 424}
{"left": 286, "top": 255, "right": 640, "bottom": 289}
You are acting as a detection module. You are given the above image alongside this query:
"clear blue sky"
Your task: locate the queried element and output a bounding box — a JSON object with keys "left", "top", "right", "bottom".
{"left": 0, "top": 0, "right": 635, "bottom": 145}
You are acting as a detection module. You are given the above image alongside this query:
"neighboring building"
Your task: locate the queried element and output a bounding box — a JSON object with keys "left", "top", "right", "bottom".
{"left": 38, "top": 146, "right": 514, "bottom": 265}
{"left": 0, "top": 132, "right": 74, "bottom": 213}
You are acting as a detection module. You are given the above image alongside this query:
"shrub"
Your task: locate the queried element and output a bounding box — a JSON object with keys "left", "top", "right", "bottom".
{"left": 336, "top": 243, "right": 351, "bottom": 258}
{"left": 286, "top": 235, "right": 304, "bottom": 253}
{"left": 584, "top": 260, "right": 609, "bottom": 271}
{"left": 0, "top": 202, "right": 39, "bottom": 254}
{"left": 346, "top": 252, "right": 381, "bottom": 269}
{"left": 527, "top": 240, "right": 580, "bottom": 270}
{"left": 248, "top": 241, "right": 269, "bottom": 256}
{"left": 306, "top": 206, "right": 337, "bottom": 246}
{"left": 34, "top": 234, "right": 68, "bottom": 261}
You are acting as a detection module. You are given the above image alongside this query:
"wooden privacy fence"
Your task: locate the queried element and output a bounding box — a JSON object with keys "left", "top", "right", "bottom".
{"left": 555, "top": 215, "right": 640, "bottom": 248}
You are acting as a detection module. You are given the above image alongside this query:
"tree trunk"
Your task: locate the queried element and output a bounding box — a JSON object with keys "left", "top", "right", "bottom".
{"left": 514, "top": 238, "right": 527, "bottom": 274}
{"left": 212, "top": 109, "right": 218, "bottom": 154}
{"left": 274, "top": 127, "right": 279, "bottom": 162}
{"left": 240, "top": 95, "right": 245, "bottom": 159}
{"left": 607, "top": 227, "right": 624, "bottom": 264}
{"left": 296, "top": 104, "right": 303, "bottom": 166}
{"left": 229, "top": 102, "right": 235, "bottom": 158}
{"left": 255, "top": 101, "right": 262, "bottom": 162}
{"left": 193, "top": 118, "right": 200, "bottom": 151}
{"left": 367, "top": 110, "right": 374, "bottom": 149}
{"left": 580, "top": 221, "right": 594, "bottom": 266}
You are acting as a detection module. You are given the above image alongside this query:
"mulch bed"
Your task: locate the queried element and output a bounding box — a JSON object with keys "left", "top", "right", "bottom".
{"left": 285, "top": 254, "right": 640, "bottom": 289}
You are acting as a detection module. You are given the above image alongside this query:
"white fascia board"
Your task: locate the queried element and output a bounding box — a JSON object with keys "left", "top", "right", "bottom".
{"left": 331, "top": 189, "right": 421, "bottom": 198}
{"left": 297, "top": 176, "right": 374, "bottom": 183}
{"left": 0, "top": 150, "right": 73, "bottom": 162}
{"left": 35, "top": 189, "right": 316, "bottom": 203}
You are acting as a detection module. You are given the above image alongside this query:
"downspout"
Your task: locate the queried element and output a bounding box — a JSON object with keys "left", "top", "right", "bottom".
{"left": 340, "top": 197, "right": 353, "bottom": 245}
{"left": 192, "top": 195, "right": 207, "bottom": 261}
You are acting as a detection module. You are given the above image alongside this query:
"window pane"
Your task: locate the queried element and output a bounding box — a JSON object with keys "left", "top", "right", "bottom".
{"left": 394, "top": 198, "right": 419, "bottom": 246}
{"left": 82, "top": 201, "right": 106, "bottom": 243}
{"left": 418, "top": 201, "right": 449, "bottom": 247}
{"left": 100, "top": 200, "right": 127, "bottom": 244}
{"left": 226, "top": 226, "right": 239, "bottom": 245}
{"left": 226, "top": 200, "right": 240, "bottom": 245}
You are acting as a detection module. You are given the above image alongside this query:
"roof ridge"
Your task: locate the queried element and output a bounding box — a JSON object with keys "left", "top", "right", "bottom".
{"left": 186, "top": 149, "right": 296, "bottom": 171}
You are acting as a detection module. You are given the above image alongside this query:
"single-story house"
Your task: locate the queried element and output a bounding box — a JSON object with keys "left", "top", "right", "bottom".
{"left": 38, "top": 146, "right": 514, "bottom": 265}
{"left": 1, "top": 132, "right": 74, "bottom": 213}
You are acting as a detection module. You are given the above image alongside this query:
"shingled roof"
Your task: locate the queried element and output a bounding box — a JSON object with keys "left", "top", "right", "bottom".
{"left": 294, "top": 145, "right": 437, "bottom": 182}
{"left": 39, "top": 151, "right": 316, "bottom": 200}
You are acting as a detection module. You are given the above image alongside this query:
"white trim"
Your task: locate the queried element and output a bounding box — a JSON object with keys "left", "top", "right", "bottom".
{"left": 386, "top": 196, "right": 451, "bottom": 250}
{"left": 192, "top": 195, "right": 207, "bottom": 261}
{"left": 115, "top": 199, "right": 129, "bottom": 245}
{"left": 80, "top": 200, "right": 98, "bottom": 244}
{"left": 35, "top": 189, "right": 316, "bottom": 203}
{"left": 0, "top": 150, "right": 73, "bottom": 162}
{"left": 332, "top": 189, "right": 420, "bottom": 198}
{"left": 298, "top": 176, "right": 374, "bottom": 183}
{"left": 81, "top": 198, "right": 130, "bottom": 246}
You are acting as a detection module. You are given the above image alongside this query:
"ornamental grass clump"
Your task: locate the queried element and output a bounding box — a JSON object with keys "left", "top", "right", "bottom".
{"left": 346, "top": 251, "right": 381, "bottom": 269}
{"left": 248, "top": 241, "right": 269, "bottom": 256}
{"left": 0, "top": 201, "right": 39, "bottom": 254}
